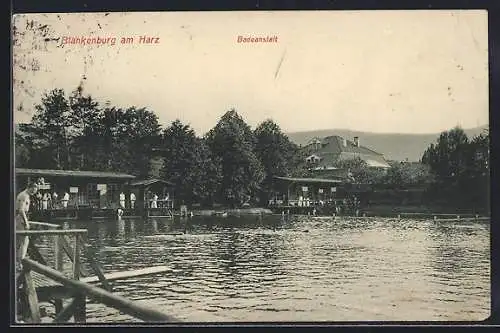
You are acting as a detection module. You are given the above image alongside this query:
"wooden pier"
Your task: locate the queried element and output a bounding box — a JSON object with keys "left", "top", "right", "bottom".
{"left": 15, "top": 222, "right": 177, "bottom": 323}
{"left": 32, "top": 206, "right": 174, "bottom": 222}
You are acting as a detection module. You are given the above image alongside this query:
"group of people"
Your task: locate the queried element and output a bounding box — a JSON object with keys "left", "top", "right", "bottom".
{"left": 119, "top": 192, "right": 136, "bottom": 209}
{"left": 329, "top": 196, "right": 361, "bottom": 216}
{"left": 148, "top": 192, "right": 170, "bottom": 209}
{"left": 32, "top": 190, "right": 70, "bottom": 211}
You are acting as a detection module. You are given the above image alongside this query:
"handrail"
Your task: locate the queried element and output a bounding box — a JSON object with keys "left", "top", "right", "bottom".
{"left": 28, "top": 221, "right": 61, "bottom": 228}
{"left": 16, "top": 229, "right": 88, "bottom": 236}
{"left": 22, "top": 258, "right": 179, "bottom": 323}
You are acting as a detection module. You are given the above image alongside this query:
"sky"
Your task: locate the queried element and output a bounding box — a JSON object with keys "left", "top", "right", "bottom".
{"left": 12, "top": 10, "right": 488, "bottom": 136}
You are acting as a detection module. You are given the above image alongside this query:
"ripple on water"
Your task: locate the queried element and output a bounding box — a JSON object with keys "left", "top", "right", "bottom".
{"left": 57, "top": 216, "right": 491, "bottom": 322}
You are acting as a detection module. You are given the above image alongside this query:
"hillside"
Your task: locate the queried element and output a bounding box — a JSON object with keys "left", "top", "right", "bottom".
{"left": 286, "top": 126, "right": 488, "bottom": 162}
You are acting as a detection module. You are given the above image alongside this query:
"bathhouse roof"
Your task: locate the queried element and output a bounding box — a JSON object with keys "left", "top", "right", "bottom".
{"left": 274, "top": 176, "right": 344, "bottom": 184}
{"left": 129, "top": 178, "right": 174, "bottom": 187}
{"left": 15, "top": 168, "right": 136, "bottom": 180}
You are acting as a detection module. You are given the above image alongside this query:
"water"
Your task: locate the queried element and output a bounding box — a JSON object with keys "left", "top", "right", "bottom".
{"left": 42, "top": 215, "right": 490, "bottom": 322}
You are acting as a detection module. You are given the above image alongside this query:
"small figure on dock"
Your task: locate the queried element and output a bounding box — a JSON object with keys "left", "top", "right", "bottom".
{"left": 180, "top": 204, "right": 188, "bottom": 217}
{"left": 151, "top": 193, "right": 158, "bottom": 209}
{"left": 52, "top": 191, "right": 58, "bottom": 209}
{"left": 119, "top": 192, "right": 126, "bottom": 209}
{"left": 312, "top": 208, "right": 317, "bottom": 216}
{"left": 42, "top": 192, "right": 49, "bottom": 210}
{"left": 62, "top": 191, "right": 70, "bottom": 209}
{"left": 163, "top": 193, "right": 170, "bottom": 208}
{"left": 130, "top": 192, "right": 136, "bottom": 209}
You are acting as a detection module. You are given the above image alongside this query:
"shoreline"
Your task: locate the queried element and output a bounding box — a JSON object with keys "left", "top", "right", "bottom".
{"left": 185, "top": 206, "right": 489, "bottom": 219}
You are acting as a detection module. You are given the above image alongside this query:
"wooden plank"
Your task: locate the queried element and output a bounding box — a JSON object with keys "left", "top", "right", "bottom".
{"left": 55, "top": 235, "right": 64, "bottom": 271}
{"left": 23, "top": 259, "right": 179, "bottom": 323}
{"left": 29, "top": 221, "right": 61, "bottom": 229}
{"left": 73, "top": 296, "right": 87, "bottom": 323}
{"left": 72, "top": 234, "right": 87, "bottom": 323}
{"left": 73, "top": 235, "right": 80, "bottom": 280}
{"left": 27, "top": 242, "right": 48, "bottom": 266}
{"left": 32, "top": 271, "right": 61, "bottom": 288}
{"left": 16, "top": 229, "right": 88, "bottom": 236}
{"left": 84, "top": 246, "right": 113, "bottom": 291}
{"left": 80, "top": 265, "right": 170, "bottom": 283}
{"left": 53, "top": 298, "right": 78, "bottom": 323}
{"left": 60, "top": 235, "right": 89, "bottom": 277}
{"left": 23, "top": 271, "right": 41, "bottom": 323}
{"left": 54, "top": 299, "right": 63, "bottom": 315}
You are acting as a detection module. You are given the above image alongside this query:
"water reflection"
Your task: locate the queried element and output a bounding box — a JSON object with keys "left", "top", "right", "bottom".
{"left": 66, "top": 216, "right": 490, "bottom": 322}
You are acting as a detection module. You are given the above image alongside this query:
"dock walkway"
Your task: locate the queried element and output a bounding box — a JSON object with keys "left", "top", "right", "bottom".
{"left": 15, "top": 222, "right": 177, "bottom": 324}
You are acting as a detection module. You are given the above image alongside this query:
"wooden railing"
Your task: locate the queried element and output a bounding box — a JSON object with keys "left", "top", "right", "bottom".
{"left": 22, "top": 258, "right": 178, "bottom": 322}
{"left": 15, "top": 224, "right": 177, "bottom": 323}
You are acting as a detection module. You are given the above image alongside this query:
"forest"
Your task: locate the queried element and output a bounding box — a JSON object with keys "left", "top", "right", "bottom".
{"left": 15, "top": 88, "right": 490, "bottom": 211}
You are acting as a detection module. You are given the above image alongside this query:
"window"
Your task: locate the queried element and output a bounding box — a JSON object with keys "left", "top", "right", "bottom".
{"left": 87, "top": 183, "right": 98, "bottom": 199}
{"left": 86, "top": 183, "right": 98, "bottom": 206}
{"left": 108, "top": 183, "right": 120, "bottom": 202}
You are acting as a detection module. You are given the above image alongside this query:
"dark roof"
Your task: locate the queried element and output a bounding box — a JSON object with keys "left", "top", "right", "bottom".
{"left": 129, "top": 178, "right": 174, "bottom": 187}
{"left": 274, "top": 176, "right": 344, "bottom": 184}
{"left": 15, "top": 168, "right": 136, "bottom": 179}
{"left": 303, "top": 135, "right": 391, "bottom": 168}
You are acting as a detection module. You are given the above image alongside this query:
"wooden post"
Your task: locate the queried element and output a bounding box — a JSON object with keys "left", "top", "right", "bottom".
{"left": 53, "top": 298, "right": 79, "bottom": 323}
{"left": 23, "top": 258, "right": 179, "bottom": 322}
{"left": 73, "top": 234, "right": 86, "bottom": 323}
{"left": 54, "top": 235, "right": 64, "bottom": 271}
{"left": 23, "top": 270, "right": 41, "bottom": 323}
{"left": 60, "top": 235, "right": 89, "bottom": 277}
{"left": 81, "top": 240, "right": 113, "bottom": 292}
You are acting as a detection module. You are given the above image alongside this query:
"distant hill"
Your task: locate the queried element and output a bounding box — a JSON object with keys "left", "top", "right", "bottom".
{"left": 286, "top": 125, "right": 488, "bottom": 162}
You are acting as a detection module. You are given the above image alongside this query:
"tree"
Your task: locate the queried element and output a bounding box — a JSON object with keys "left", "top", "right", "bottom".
{"left": 205, "top": 109, "right": 264, "bottom": 206}
{"left": 421, "top": 126, "right": 469, "bottom": 180}
{"left": 29, "top": 89, "right": 73, "bottom": 169}
{"left": 254, "top": 119, "right": 300, "bottom": 202}
{"left": 14, "top": 123, "right": 38, "bottom": 167}
{"left": 121, "top": 107, "right": 162, "bottom": 177}
{"left": 85, "top": 106, "right": 161, "bottom": 176}
{"left": 421, "top": 126, "right": 489, "bottom": 210}
{"left": 383, "top": 161, "right": 434, "bottom": 189}
{"left": 333, "top": 158, "right": 386, "bottom": 184}
{"left": 68, "top": 87, "right": 102, "bottom": 170}
{"left": 160, "top": 120, "right": 221, "bottom": 206}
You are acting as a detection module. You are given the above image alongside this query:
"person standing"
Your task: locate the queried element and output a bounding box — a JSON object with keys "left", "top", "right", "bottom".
{"left": 151, "top": 193, "right": 158, "bottom": 209}
{"left": 15, "top": 181, "right": 39, "bottom": 322}
{"left": 119, "top": 192, "right": 126, "bottom": 209}
{"left": 16, "top": 182, "right": 39, "bottom": 278}
{"left": 41, "top": 192, "right": 49, "bottom": 210}
{"left": 62, "top": 192, "right": 70, "bottom": 209}
{"left": 34, "top": 191, "right": 42, "bottom": 211}
{"left": 52, "top": 191, "right": 58, "bottom": 209}
{"left": 130, "top": 192, "right": 136, "bottom": 209}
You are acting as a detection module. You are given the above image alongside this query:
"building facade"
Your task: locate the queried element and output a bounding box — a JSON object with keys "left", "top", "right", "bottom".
{"left": 15, "top": 168, "right": 137, "bottom": 210}
{"left": 301, "top": 135, "right": 391, "bottom": 173}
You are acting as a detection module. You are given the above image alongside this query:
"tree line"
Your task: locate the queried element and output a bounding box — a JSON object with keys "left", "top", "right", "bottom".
{"left": 15, "top": 88, "right": 301, "bottom": 207}
{"left": 421, "top": 126, "right": 489, "bottom": 212}
{"left": 15, "top": 88, "right": 489, "bottom": 211}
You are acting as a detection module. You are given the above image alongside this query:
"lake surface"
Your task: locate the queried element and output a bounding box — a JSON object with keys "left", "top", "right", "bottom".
{"left": 43, "top": 215, "right": 490, "bottom": 322}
